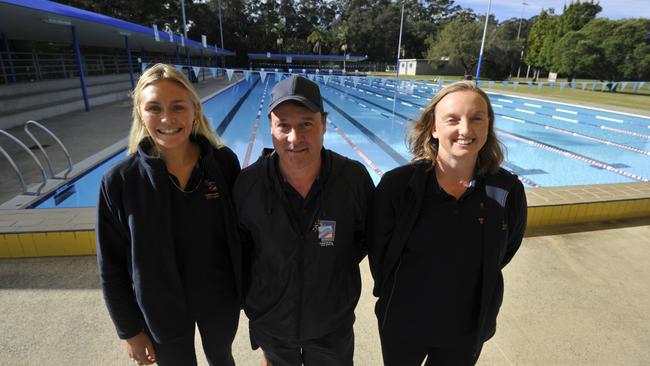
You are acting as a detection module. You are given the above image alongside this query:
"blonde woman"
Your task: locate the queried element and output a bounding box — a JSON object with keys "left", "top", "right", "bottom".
{"left": 97, "top": 64, "right": 241, "bottom": 365}
{"left": 368, "top": 81, "right": 527, "bottom": 365}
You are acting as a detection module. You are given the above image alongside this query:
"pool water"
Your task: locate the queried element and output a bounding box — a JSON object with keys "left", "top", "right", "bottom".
{"left": 33, "top": 74, "right": 650, "bottom": 208}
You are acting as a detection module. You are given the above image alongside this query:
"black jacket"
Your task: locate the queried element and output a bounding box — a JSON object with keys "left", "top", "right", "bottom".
{"left": 368, "top": 160, "right": 527, "bottom": 351}
{"left": 233, "top": 149, "right": 374, "bottom": 340}
{"left": 96, "top": 136, "right": 242, "bottom": 343}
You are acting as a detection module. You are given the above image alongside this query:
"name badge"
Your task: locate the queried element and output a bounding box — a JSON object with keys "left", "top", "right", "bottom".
{"left": 318, "top": 220, "right": 336, "bottom": 247}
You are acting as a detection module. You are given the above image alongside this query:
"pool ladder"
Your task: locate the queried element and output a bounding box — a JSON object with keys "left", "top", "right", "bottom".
{"left": 0, "top": 120, "right": 73, "bottom": 196}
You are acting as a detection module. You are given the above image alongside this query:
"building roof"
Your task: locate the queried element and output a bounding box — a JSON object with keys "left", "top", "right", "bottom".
{"left": 0, "top": 0, "right": 234, "bottom": 56}
{"left": 247, "top": 52, "right": 368, "bottom": 62}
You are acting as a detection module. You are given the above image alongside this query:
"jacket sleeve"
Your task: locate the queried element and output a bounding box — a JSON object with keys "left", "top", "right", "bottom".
{"left": 96, "top": 175, "right": 144, "bottom": 339}
{"left": 501, "top": 179, "right": 527, "bottom": 268}
{"left": 217, "top": 146, "right": 242, "bottom": 188}
{"left": 353, "top": 164, "right": 376, "bottom": 261}
{"left": 366, "top": 173, "right": 398, "bottom": 297}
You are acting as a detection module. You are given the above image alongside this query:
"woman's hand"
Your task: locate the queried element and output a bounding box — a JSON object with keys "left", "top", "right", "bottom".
{"left": 125, "top": 331, "right": 156, "bottom": 365}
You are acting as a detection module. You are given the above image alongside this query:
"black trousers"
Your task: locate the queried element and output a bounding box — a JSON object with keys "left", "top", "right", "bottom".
{"left": 149, "top": 305, "right": 240, "bottom": 366}
{"left": 250, "top": 323, "right": 354, "bottom": 366}
{"left": 379, "top": 324, "right": 482, "bottom": 366}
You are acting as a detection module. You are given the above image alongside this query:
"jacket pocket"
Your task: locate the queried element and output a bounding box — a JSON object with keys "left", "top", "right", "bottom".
{"left": 379, "top": 258, "right": 402, "bottom": 331}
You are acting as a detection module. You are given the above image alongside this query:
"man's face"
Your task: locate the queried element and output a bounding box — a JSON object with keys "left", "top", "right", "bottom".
{"left": 270, "top": 102, "right": 326, "bottom": 176}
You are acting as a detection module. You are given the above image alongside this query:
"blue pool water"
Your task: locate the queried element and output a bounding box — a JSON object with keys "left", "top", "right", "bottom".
{"left": 33, "top": 74, "right": 650, "bottom": 208}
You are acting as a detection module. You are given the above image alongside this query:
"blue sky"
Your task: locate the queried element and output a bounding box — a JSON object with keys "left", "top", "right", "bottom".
{"left": 453, "top": 0, "right": 650, "bottom": 22}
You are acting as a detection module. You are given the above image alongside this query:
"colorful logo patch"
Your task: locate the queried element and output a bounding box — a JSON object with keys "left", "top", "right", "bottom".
{"left": 318, "top": 220, "right": 336, "bottom": 246}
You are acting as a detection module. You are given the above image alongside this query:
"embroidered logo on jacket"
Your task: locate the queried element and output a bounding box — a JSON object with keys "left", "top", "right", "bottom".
{"left": 318, "top": 220, "right": 336, "bottom": 247}
{"left": 204, "top": 180, "right": 220, "bottom": 200}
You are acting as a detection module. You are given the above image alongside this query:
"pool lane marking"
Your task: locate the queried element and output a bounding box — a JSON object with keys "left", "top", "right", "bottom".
{"left": 517, "top": 175, "right": 542, "bottom": 188}
{"left": 486, "top": 91, "right": 650, "bottom": 120}
{"left": 499, "top": 113, "right": 649, "bottom": 155}
{"left": 556, "top": 108, "right": 578, "bottom": 115}
{"left": 498, "top": 98, "right": 513, "bottom": 103}
{"left": 322, "top": 96, "right": 409, "bottom": 166}
{"left": 325, "top": 84, "right": 411, "bottom": 122}
{"left": 552, "top": 116, "right": 578, "bottom": 123}
{"left": 496, "top": 129, "right": 649, "bottom": 182}
{"left": 216, "top": 78, "right": 261, "bottom": 136}
{"left": 515, "top": 108, "right": 535, "bottom": 115}
{"left": 502, "top": 116, "right": 525, "bottom": 123}
{"left": 341, "top": 81, "right": 428, "bottom": 109}
{"left": 498, "top": 103, "right": 646, "bottom": 139}
{"left": 544, "top": 125, "right": 650, "bottom": 156}
{"left": 330, "top": 89, "right": 405, "bottom": 125}
{"left": 600, "top": 125, "right": 650, "bottom": 139}
{"left": 492, "top": 103, "right": 503, "bottom": 108}
{"left": 596, "top": 115, "right": 623, "bottom": 123}
{"left": 524, "top": 103, "right": 541, "bottom": 108}
{"left": 327, "top": 118, "right": 383, "bottom": 177}
{"left": 243, "top": 81, "right": 270, "bottom": 167}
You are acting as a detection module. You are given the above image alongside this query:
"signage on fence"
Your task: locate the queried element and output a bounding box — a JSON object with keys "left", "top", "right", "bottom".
{"left": 548, "top": 72, "right": 557, "bottom": 83}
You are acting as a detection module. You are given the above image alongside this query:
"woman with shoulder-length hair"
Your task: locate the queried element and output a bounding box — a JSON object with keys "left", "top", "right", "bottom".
{"left": 97, "top": 63, "right": 242, "bottom": 366}
{"left": 368, "top": 80, "right": 527, "bottom": 365}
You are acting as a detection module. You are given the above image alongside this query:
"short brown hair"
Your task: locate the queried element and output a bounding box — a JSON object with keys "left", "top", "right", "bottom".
{"left": 408, "top": 80, "right": 504, "bottom": 175}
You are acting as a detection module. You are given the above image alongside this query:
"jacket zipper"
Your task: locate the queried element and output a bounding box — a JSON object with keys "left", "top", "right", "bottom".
{"left": 380, "top": 258, "right": 402, "bottom": 331}
{"left": 296, "top": 232, "right": 305, "bottom": 338}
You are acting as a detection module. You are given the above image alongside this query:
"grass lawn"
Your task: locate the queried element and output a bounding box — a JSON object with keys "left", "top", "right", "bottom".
{"left": 366, "top": 72, "right": 650, "bottom": 114}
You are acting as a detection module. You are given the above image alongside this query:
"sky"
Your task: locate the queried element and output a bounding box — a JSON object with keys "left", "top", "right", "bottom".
{"left": 452, "top": 0, "right": 650, "bottom": 22}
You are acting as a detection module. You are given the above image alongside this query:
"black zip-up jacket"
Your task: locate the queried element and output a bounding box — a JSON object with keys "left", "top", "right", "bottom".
{"left": 233, "top": 149, "right": 374, "bottom": 340}
{"left": 368, "top": 160, "right": 527, "bottom": 353}
{"left": 96, "top": 136, "right": 242, "bottom": 344}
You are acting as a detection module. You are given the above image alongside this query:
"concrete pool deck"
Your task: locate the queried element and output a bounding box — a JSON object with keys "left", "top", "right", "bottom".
{"left": 1, "top": 217, "right": 649, "bottom": 365}
{"left": 0, "top": 75, "right": 648, "bottom": 364}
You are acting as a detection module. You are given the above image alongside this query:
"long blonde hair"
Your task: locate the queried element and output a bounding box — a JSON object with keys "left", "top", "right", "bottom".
{"left": 408, "top": 80, "right": 504, "bottom": 175}
{"left": 127, "top": 63, "right": 222, "bottom": 155}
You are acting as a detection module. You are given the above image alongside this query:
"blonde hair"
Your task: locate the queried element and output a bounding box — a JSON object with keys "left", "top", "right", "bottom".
{"left": 408, "top": 80, "right": 504, "bottom": 175}
{"left": 127, "top": 63, "right": 222, "bottom": 155}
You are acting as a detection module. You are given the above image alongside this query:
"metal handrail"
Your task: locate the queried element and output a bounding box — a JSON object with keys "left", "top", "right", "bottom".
{"left": 24, "top": 120, "right": 73, "bottom": 179}
{"left": 0, "top": 129, "right": 48, "bottom": 195}
{"left": 0, "top": 145, "right": 28, "bottom": 194}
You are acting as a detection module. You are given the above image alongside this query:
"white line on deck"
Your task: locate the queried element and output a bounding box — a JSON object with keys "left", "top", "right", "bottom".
{"left": 524, "top": 103, "right": 541, "bottom": 108}
{"left": 552, "top": 115, "right": 578, "bottom": 123}
{"left": 502, "top": 116, "right": 525, "bottom": 123}
{"left": 596, "top": 115, "right": 624, "bottom": 123}
{"left": 555, "top": 108, "right": 578, "bottom": 115}
{"left": 516, "top": 108, "right": 535, "bottom": 115}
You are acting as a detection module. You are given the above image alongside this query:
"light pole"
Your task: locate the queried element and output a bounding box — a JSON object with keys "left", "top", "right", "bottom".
{"left": 516, "top": 2, "right": 528, "bottom": 78}
{"left": 341, "top": 43, "right": 348, "bottom": 73}
{"left": 216, "top": 0, "right": 225, "bottom": 67}
{"left": 394, "top": 1, "right": 405, "bottom": 81}
{"left": 180, "top": 0, "right": 190, "bottom": 71}
{"left": 475, "top": 0, "right": 492, "bottom": 81}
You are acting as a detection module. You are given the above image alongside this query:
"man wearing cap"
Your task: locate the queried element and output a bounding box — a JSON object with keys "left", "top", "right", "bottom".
{"left": 233, "top": 75, "right": 374, "bottom": 365}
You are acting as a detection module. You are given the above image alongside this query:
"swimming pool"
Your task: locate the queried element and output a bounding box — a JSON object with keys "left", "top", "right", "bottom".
{"left": 33, "top": 74, "right": 650, "bottom": 208}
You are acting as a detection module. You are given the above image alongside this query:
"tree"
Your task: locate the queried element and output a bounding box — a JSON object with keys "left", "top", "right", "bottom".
{"left": 551, "top": 31, "right": 586, "bottom": 81}
{"left": 558, "top": 0, "right": 602, "bottom": 34}
{"left": 425, "top": 16, "right": 485, "bottom": 76}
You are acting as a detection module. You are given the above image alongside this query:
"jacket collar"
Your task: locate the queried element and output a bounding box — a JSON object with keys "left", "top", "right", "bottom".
{"left": 136, "top": 135, "right": 213, "bottom": 172}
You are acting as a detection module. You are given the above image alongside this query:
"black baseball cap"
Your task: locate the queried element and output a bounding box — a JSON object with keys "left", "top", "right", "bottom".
{"left": 268, "top": 75, "right": 324, "bottom": 114}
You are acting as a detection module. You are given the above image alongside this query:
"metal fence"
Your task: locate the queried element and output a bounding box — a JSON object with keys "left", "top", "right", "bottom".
{"left": 0, "top": 50, "right": 220, "bottom": 84}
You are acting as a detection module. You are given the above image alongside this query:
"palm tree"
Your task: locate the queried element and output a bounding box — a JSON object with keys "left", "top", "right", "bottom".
{"left": 307, "top": 27, "right": 327, "bottom": 68}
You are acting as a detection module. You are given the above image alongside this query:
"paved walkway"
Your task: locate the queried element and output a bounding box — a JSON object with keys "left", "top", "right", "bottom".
{"left": 1, "top": 219, "right": 649, "bottom": 365}
{"left": 0, "top": 74, "right": 241, "bottom": 204}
